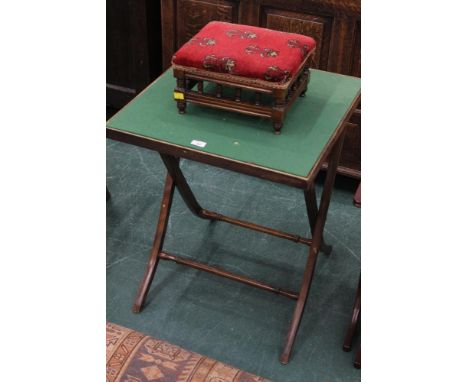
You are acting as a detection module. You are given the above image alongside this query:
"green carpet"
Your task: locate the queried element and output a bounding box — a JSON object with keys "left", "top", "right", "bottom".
{"left": 106, "top": 139, "right": 361, "bottom": 382}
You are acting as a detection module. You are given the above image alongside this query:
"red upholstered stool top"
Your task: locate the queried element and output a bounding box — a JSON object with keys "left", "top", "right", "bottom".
{"left": 172, "top": 21, "right": 316, "bottom": 85}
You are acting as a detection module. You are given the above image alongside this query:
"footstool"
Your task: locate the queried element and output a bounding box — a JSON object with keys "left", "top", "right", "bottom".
{"left": 172, "top": 21, "right": 316, "bottom": 134}
{"left": 106, "top": 322, "right": 270, "bottom": 382}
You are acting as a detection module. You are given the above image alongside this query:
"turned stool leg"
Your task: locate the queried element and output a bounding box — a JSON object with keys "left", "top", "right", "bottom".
{"left": 272, "top": 91, "right": 287, "bottom": 134}
{"left": 300, "top": 54, "right": 313, "bottom": 98}
{"left": 177, "top": 101, "right": 186, "bottom": 114}
{"left": 254, "top": 92, "right": 262, "bottom": 106}
{"left": 273, "top": 121, "right": 283, "bottom": 134}
{"left": 175, "top": 76, "right": 187, "bottom": 114}
{"left": 300, "top": 68, "right": 310, "bottom": 97}
{"left": 216, "top": 84, "right": 223, "bottom": 98}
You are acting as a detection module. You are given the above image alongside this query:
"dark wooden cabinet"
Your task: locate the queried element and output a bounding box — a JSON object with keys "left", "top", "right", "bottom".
{"left": 161, "top": 0, "right": 361, "bottom": 178}
{"left": 107, "top": 0, "right": 163, "bottom": 109}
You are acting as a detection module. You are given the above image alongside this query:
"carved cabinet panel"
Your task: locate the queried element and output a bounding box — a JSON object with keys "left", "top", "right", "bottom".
{"left": 350, "top": 21, "right": 361, "bottom": 78}
{"left": 162, "top": 0, "right": 240, "bottom": 68}
{"left": 260, "top": 9, "right": 333, "bottom": 70}
{"left": 176, "top": 0, "right": 239, "bottom": 46}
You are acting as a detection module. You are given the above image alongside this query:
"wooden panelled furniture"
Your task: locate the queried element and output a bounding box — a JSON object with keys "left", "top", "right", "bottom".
{"left": 161, "top": 0, "right": 361, "bottom": 177}
{"left": 106, "top": 0, "right": 163, "bottom": 109}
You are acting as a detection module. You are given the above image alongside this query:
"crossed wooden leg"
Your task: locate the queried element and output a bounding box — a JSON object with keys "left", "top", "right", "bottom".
{"left": 280, "top": 133, "right": 346, "bottom": 364}
{"left": 133, "top": 134, "right": 344, "bottom": 363}
{"left": 132, "top": 173, "right": 176, "bottom": 313}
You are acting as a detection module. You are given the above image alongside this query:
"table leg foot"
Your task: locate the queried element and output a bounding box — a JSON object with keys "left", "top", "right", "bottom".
{"left": 177, "top": 99, "right": 186, "bottom": 114}
{"left": 280, "top": 248, "right": 319, "bottom": 363}
{"left": 132, "top": 302, "right": 143, "bottom": 313}
{"left": 343, "top": 278, "right": 361, "bottom": 348}
{"left": 354, "top": 346, "right": 361, "bottom": 369}
{"left": 279, "top": 353, "right": 290, "bottom": 365}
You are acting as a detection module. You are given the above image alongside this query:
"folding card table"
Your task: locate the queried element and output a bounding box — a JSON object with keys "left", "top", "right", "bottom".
{"left": 106, "top": 69, "right": 360, "bottom": 364}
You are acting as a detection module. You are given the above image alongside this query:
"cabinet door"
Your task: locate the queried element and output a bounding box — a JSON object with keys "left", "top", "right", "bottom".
{"left": 257, "top": 4, "right": 361, "bottom": 178}
{"left": 342, "top": 21, "right": 361, "bottom": 177}
{"left": 350, "top": 21, "right": 361, "bottom": 78}
{"left": 162, "top": 0, "right": 240, "bottom": 69}
{"left": 107, "top": 0, "right": 150, "bottom": 108}
{"left": 259, "top": 8, "right": 333, "bottom": 70}
{"left": 249, "top": 1, "right": 360, "bottom": 75}
{"left": 107, "top": 0, "right": 162, "bottom": 109}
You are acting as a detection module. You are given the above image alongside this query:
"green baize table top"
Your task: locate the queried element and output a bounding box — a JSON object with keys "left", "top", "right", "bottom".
{"left": 107, "top": 69, "right": 360, "bottom": 179}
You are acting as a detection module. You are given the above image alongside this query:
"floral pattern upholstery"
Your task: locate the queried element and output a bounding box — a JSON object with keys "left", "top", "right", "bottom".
{"left": 172, "top": 21, "right": 315, "bottom": 83}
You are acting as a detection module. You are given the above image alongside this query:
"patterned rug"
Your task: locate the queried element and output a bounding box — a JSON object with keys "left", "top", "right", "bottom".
{"left": 106, "top": 322, "right": 271, "bottom": 382}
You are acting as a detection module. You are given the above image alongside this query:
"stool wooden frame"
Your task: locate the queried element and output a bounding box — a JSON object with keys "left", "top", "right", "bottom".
{"left": 172, "top": 54, "right": 313, "bottom": 134}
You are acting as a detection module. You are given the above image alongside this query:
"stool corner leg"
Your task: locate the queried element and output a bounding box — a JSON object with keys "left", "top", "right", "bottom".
{"left": 273, "top": 121, "right": 283, "bottom": 135}
{"left": 177, "top": 100, "right": 187, "bottom": 114}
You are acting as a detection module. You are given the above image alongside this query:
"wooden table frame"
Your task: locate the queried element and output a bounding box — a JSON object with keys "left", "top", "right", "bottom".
{"left": 106, "top": 92, "right": 360, "bottom": 364}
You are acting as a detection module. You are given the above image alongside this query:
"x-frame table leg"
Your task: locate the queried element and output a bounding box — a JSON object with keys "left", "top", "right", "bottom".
{"left": 132, "top": 134, "right": 345, "bottom": 363}
{"left": 279, "top": 133, "right": 346, "bottom": 364}
{"left": 132, "top": 173, "right": 175, "bottom": 313}
{"left": 160, "top": 154, "right": 210, "bottom": 219}
{"left": 305, "top": 187, "right": 333, "bottom": 256}
{"left": 133, "top": 156, "right": 210, "bottom": 312}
